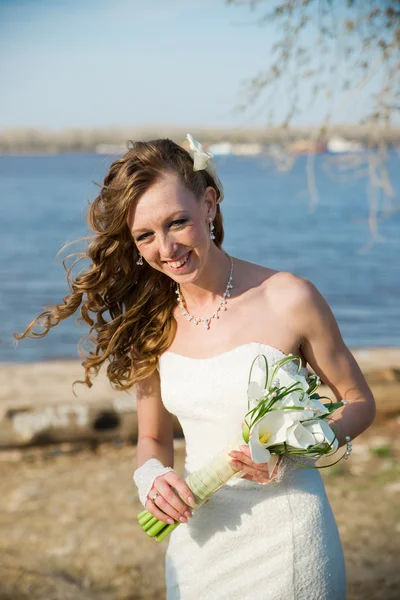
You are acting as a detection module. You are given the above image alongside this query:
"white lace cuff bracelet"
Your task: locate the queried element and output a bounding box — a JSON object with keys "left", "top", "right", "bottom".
{"left": 133, "top": 458, "right": 175, "bottom": 507}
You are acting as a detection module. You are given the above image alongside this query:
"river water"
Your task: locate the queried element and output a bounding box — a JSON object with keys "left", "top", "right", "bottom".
{"left": 1, "top": 151, "right": 399, "bottom": 362}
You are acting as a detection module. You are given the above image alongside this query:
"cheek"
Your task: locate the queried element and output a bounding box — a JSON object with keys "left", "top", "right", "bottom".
{"left": 184, "top": 223, "right": 207, "bottom": 245}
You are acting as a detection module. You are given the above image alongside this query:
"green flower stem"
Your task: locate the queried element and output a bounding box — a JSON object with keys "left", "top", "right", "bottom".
{"left": 147, "top": 519, "right": 168, "bottom": 538}
{"left": 155, "top": 521, "right": 180, "bottom": 542}
{"left": 138, "top": 512, "right": 155, "bottom": 526}
{"left": 142, "top": 516, "right": 159, "bottom": 532}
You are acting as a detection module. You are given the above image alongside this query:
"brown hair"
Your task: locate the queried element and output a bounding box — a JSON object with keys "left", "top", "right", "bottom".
{"left": 15, "top": 138, "right": 224, "bottom": 390}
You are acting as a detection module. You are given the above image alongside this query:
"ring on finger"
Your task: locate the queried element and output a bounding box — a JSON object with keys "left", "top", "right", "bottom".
{"left": 151, "top": 491, "right": 160, "bottom": 501}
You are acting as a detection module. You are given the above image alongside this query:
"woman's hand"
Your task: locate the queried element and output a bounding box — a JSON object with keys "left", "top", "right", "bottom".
{"left": 146, "top": 471, "right": 196, "bottom": 525}
{"left": 229, "top": 445, "right": 281, "bottom": 483}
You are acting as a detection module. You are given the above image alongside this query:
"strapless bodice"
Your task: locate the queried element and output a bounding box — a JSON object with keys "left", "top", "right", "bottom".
{"left": 158, "top": 342, "right": 307, "bottom": 478}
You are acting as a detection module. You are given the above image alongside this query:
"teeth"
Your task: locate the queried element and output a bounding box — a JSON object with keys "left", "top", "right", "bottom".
{"left": 169, "top": 253, "right": 189, "bottom": 268}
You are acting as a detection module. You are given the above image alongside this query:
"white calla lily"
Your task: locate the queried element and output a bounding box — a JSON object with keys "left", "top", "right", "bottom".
{"left": 284, "top": 418, "right": 338, "bottom": 452}
{"left": 186, "top": 134, "right": 214, "bottom": 172}
{"left": 247, "top": 381, "right": 266, "bottom": 401}
{"left": 276, "top": 395, "right": 315, "bottom": 420}
{"left": 285, "top": 421, "right": 316, "bottom": 449}
{"left": 271, "top": 368, "right": 329, "bottom": 420}
{"left": 271, "top": 367, "right": 309, "bottom": 398}
{"left": 186, "top": 133, "right": 205, "bottom": 155}
{"left": 307, "top": 398, "right": 330, "bottom": 416}
{"left": 248, "top": 411, "right": 296, "bottom": 463}
{"left": 185, "top": 133, "right": 224, "bottom": 202}
{"left": 246, "top": 381, "right": 268, "bottom": 410}
{"left": 302, "top": 419, "right": 339, "bottom": 451}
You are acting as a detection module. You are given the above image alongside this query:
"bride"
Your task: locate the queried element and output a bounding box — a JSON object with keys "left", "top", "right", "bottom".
{"left": 18, "top": 136, "right": 376, "bottom": 599}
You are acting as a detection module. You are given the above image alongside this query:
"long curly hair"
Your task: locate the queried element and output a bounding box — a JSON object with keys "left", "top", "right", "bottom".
{"left": 15, "top": 138, "right": 225, "bottom": 390}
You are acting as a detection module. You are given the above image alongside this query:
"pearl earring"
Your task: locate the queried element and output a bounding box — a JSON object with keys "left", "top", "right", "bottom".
{"left": 209, "top": 217, "right": 215, "bottom": 240}
{"left": 136, "top": 253, "right": 143, "bottom": 266}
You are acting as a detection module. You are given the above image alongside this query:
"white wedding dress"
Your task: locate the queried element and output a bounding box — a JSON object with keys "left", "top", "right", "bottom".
{"left": 158, "top": 342, "right": 346, "bottom": 600}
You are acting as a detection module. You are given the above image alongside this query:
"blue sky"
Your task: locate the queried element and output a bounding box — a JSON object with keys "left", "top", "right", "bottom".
{"left": 0, "top": 0, "right": 382, "bottom": 130}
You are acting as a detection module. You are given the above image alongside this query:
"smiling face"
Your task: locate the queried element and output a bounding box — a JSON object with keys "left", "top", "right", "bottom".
{"left": 127, "top": 170, "right": 217, "bottom": 284}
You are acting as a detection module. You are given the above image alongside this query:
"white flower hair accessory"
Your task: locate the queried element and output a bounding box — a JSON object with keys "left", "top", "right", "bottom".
{"left": 185, "top": 133, "right": 224, "bottom": 203}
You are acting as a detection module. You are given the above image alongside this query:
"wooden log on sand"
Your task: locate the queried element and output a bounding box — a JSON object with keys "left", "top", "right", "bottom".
{"left": 0, "top": 361, "right": 182, "bottom": 448}
{"left": 0, "top": 348, "right": 399, "bottom": 448}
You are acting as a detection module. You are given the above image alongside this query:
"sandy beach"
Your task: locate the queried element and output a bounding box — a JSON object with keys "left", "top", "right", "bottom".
{"left": 1, "top": 347, "right": 399, "bottom": 448}
{"left": 0, "top": 348, "right": 399, "bottom": 599}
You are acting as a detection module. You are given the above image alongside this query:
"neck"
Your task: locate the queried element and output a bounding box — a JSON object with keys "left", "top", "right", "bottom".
{"left": 178, "top": 247, "right": 233, "bottom": 310}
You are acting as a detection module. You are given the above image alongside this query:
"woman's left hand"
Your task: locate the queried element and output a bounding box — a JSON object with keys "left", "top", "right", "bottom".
{"left": 228, "top": 445, "right": 281, "bottom": 483}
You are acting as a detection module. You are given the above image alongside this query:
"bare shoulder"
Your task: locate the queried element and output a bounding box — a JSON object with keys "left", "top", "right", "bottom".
{"left": 262, "top": 271, "right": 335, "bottom": 339}
{"left": 263, "top": 271, "right": 318, "bottom": 309}
{"left": 235, "top": 259, "right": 324, "bottom": 319}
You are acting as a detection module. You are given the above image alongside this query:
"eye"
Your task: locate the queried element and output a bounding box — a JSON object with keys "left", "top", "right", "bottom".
{"left": 136, "top": 232, "right": 151, "bottom": 242}
{"left": 135, "top": 219, "right": 188, "bottom": 242}
{"left": 171, "top": 218, "right": 188, "bottom": 227}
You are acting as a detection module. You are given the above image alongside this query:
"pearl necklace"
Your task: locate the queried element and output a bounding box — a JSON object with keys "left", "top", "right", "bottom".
{"left": 175, "top": 256, "right": 234, "bottom": 330}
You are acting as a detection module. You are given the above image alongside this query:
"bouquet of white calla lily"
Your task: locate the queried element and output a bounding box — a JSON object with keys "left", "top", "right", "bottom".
{"left": 136, "top": 352, "right": 347, "bottom": 542}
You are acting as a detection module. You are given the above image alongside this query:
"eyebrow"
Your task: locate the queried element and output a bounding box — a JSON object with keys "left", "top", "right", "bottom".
{"left": 132, "top": 211, "right": 189, "bottom": 235}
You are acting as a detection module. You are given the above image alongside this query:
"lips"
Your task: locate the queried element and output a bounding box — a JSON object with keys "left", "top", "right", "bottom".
{"left": 164, "top": 251, "right": 191, "bottom": 271}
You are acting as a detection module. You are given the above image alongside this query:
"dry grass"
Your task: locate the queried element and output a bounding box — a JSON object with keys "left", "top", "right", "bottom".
{"left": 0, "top": 420, "right": 399, "bottom": 600}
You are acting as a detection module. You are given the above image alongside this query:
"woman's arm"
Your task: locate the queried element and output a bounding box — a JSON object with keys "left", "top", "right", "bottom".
{"left": 134, "top": 368, "right": 195, "bottom": 523}
{"left": 136, "top": 368, "right": 175, "bottom": 468}
{"left": 288, "top": 275, "right": 376, "bottom": 446}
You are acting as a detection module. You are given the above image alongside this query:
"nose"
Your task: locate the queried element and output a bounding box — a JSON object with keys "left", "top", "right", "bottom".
{"left": 158, "top": 232, "right": 178, "bottom": 260}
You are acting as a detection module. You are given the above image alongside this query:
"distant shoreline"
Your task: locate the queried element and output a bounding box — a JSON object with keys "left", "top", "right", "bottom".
{"left": 1, "top": 124, "right": 399, "bottom": 155}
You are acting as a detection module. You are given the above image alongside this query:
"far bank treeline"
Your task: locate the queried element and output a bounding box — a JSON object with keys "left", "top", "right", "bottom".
{"left": 1, "top": 125, "right": 400, "bottom": 155}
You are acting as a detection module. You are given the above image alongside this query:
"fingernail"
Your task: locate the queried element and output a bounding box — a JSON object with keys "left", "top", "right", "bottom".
{"left": 179, "top": 516, "right": 188, "bottom": 523}
{"left": 231, "top": 461, "right": 239, "bottom": 467}
{"left": 167, "top": 518, "right": 174, "bottom": 524}
{"left": 187, "top": 496, "right": 195, "bottom": 506}
{"left": 184, "top": 510, "right": 192, "bottom": 518}
{"left": 229, "top": 451, "right": 236, "bottom": 457}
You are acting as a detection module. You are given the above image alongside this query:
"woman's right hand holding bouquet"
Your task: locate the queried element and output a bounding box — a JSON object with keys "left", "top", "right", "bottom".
{"left": 146, "top": 470, "right": 196, "bottom": 525}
